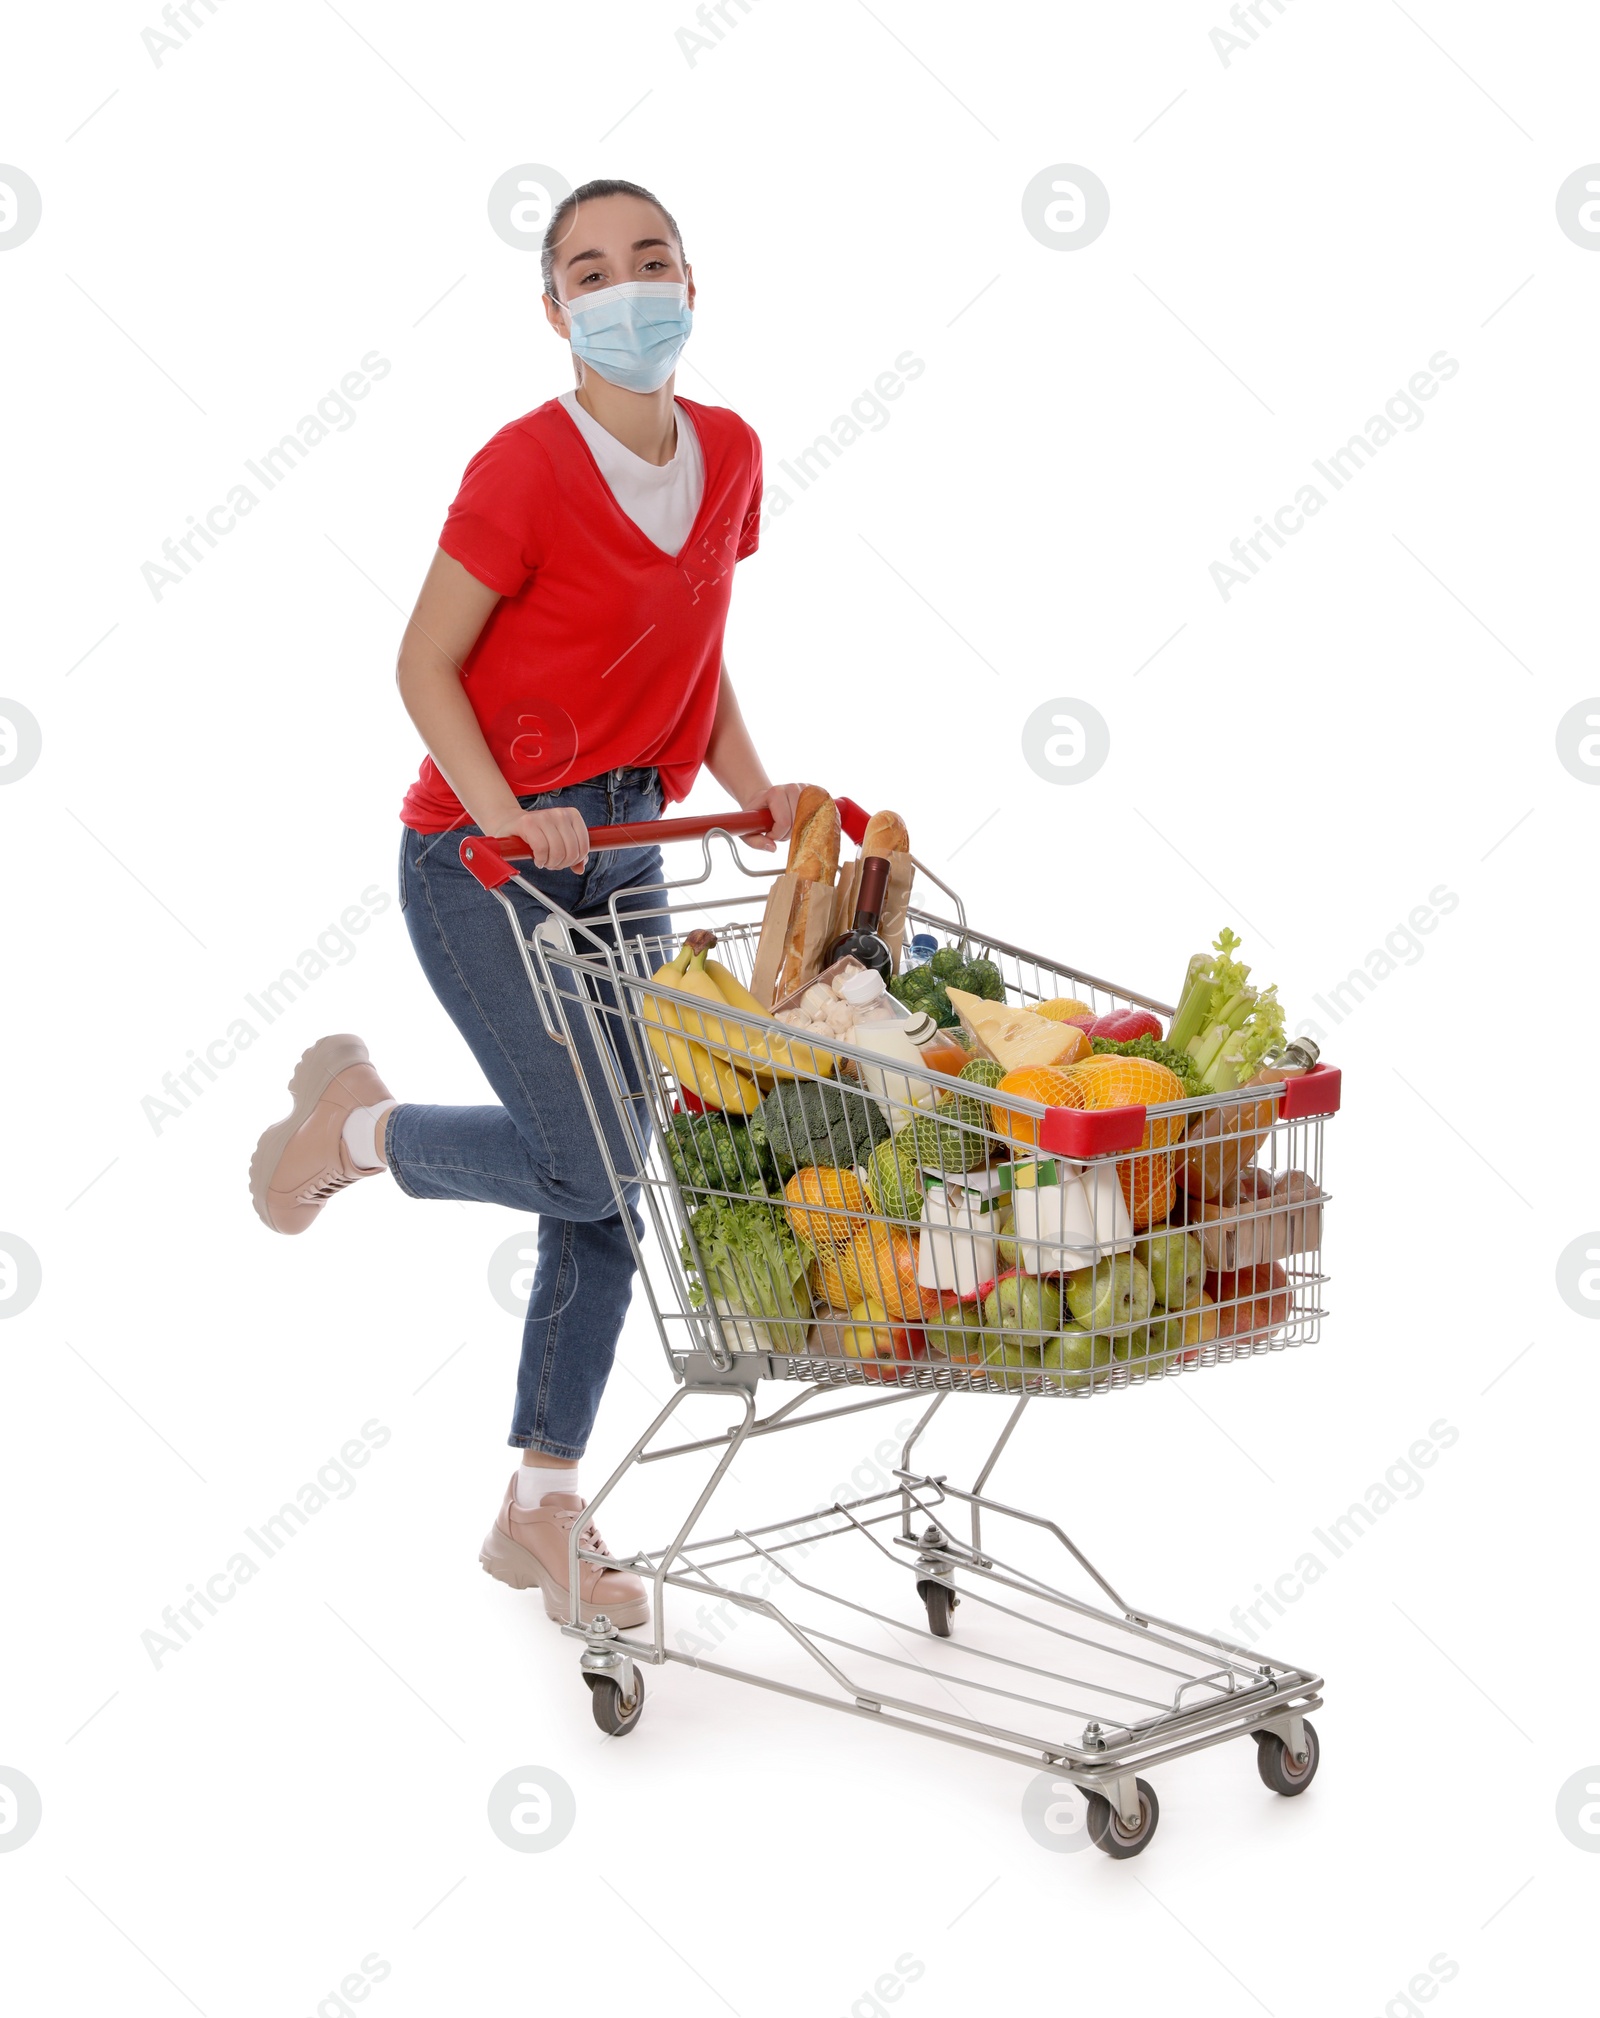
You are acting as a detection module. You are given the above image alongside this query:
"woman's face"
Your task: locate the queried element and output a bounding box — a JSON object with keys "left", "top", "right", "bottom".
{"left": 543, "top": 193, "right": 692, "bottom": 333}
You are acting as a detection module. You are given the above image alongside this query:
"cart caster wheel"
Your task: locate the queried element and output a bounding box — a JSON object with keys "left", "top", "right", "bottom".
{"left": 917, "top": 1579, "right": 957, "bottom": 1637}
{"left": 1085, "top": 1779, "right": 1160, "bottom": 1859}
{"left": 1255, "top": 1718, "right": 1318, "bottom": 1796}
{"left": 585, "top": 1669, "right": 645, "bottom": 1736}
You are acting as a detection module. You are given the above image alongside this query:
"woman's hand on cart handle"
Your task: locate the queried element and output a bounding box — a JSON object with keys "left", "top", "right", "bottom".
{"left": 739, "top": 782, "right": 804, "bottom": 854}
{"left": 502, "top": 805, "right": 591, "bottom": 873}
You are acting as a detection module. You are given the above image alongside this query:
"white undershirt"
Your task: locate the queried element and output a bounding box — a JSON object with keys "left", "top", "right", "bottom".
{"left": 559, "top": 391, "right": 704, "bottom": 557}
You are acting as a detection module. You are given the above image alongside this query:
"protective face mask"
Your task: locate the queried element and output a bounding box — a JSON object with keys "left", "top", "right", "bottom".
{"left": 564, "top": 280, "right": 692, "bottom": 393}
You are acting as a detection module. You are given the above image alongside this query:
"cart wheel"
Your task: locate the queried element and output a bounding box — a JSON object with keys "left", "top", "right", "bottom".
{"left": 586, "top": 1668, "right": 646, "bottom": 1737}
{"left": 1254, "top": 1718, "right": 1318, "bottom": 1796}
{"left": 917, "top": 1579, "right": 957, "bottom": 1637}
{"left": 1085, "top": 1779, "right": 1160, "bottom": 1859}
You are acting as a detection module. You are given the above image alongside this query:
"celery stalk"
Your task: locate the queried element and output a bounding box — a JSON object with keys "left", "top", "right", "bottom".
{"left": 1188, "top": 992, "right": 1254, "bottom": 1079}
{"left": 1168, "top": 960, "right": 1218, "bottom": 1053}
{"left": 1188, "top": 1021, "right": 1231, "bottom": 1079}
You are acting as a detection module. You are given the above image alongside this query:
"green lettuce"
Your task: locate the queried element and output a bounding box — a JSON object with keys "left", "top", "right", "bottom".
{"left": 680, "top": 1200, "right": 813, "bottom": 1352}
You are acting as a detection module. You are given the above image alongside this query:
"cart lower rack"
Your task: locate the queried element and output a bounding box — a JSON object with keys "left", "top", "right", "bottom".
{"left": 459, "top": 803, "right": 1337, "bottom": 1855}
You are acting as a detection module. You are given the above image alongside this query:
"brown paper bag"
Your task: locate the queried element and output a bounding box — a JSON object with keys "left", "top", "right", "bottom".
{"left": 751, "top": 875, "right": 837, "bottom": 1009}
{"left": 831, "top": 851, "right": 916, "bottom": 972}
{"left": 1196, "top": 1171, "right": 1281, "bottom": 1274}
{"left": 1195, "top": 1168, "right": 1323, "bottom": 1272}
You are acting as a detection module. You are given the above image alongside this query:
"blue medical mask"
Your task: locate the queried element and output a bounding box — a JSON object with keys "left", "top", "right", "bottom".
{"left": 563, "top": 280, "right": 692, "bottom": 393}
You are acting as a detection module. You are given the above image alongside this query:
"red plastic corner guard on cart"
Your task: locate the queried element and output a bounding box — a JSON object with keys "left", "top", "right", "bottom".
{"left": 1279, "top": 1063, "right": 1341, "bottom": 1118}
{"left": 1037, "top": 1104, "right": 1147, "bottom": 1158}
{"left": 458, "top": 795, "right": 872, "bottom": 890}
{"left": 1035, "top": 1063, "right": 1342, "bottom": 1160}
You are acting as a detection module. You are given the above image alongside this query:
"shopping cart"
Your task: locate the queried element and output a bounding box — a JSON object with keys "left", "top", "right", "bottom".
{"left": 460, "top": 800, "right": 1340, "bottom": 1857}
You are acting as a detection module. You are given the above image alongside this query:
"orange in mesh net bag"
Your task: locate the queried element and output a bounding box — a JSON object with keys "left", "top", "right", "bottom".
{"left": 1066, "top": 1055, "right": 1187, "bottom": 1230}
{"left": 991, "top": 1065, "right": 1086, "bottom": 1149}
{"left": 782, "top": 1166, "right": 868, "bottom": 1250}
{"left": 818, "top": 1225, "right": 929, "bottom": 1323}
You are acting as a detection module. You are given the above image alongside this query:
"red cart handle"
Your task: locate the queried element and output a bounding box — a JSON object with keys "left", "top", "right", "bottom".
{"left": 1038, "top": 1106, "right": 1148, "bottom": 1159}
{"left": 1036, "top": 1064, "right": 1343, "bottom": 1160}
{"left": 460, "top": 795, "right": 871, "bottom": 891}
{"left": 1279, "top": 1063, "right": 1341, "bottom": 1118}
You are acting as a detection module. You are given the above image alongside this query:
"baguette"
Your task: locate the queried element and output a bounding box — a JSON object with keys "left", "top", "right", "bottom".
{"left": 861, "top": 809, "right": 910, "bottom": 858}
{"left": 786, "top": 787, "right": 840, "bottom": 885}
{"left": 776, "top": 882, "right": 822, "bottom": 1002}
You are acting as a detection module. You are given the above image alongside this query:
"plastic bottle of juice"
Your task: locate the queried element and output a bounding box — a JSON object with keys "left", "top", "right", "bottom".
{"left": 916, "top": 1028, "right": 970, "bottom": 1078}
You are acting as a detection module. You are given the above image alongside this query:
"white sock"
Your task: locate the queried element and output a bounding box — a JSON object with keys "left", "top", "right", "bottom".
{"left": 342, "top": 1098, "right": 397, "bottom": 1172}
{"left": 515, "top": 1461, "right": 580, "bottom": 1508}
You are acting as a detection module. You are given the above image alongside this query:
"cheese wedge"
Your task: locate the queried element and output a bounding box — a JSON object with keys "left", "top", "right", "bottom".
{"left": 946, "top": 987, "right": 1090, "bottom": 1073}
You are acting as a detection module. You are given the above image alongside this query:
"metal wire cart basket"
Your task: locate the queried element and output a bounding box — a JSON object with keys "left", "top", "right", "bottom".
{"left": 460, "top": 800, "right": 1342, "bottom": 1856}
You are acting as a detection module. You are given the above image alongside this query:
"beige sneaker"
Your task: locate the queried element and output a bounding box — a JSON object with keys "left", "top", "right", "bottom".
{"left": 480, "top": 1476, "right": 650, "bottom": 1629}
{"left": 250, "top": 1034, "right": 393, "bottom": 1234}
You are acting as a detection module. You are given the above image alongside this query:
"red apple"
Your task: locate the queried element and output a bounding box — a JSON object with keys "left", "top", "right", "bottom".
{"left": 840, "top": 1301, "right": 923, "bottom": 1380}
{"left": 1205, "top": 1263, "right": 1291, "bottom": 1341}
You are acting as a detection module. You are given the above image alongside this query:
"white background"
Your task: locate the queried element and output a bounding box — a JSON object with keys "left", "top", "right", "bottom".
{"left": 3, "top": 0, "right": 1597, "bottom": 2011}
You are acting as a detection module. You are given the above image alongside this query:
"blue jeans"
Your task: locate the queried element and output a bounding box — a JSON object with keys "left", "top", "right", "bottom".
{"left": 388, "top": 768, "right": 669, "bottom": 1458}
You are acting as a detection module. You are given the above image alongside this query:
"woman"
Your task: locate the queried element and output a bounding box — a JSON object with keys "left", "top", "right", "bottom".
{"left": 248, "top": 178, "right": 799, "bottom": 1631}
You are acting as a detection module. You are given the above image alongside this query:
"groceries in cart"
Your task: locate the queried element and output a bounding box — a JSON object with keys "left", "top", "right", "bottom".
{"left": 644, "top": 803, "right": 1332, "bottom": 1392}
{"left": 480, "top": 796, "right": 1331, "bottom": 1836}
{"left": 749, "top": 796, "right": 916, "bottom": 1006}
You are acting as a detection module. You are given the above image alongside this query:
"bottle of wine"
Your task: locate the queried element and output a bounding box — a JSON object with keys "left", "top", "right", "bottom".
{"left": 1258, "top": 1036, "right": 1321, "bottom": 1080}
{"left": 823, "top": 853, "right": 893, "bottom": 982}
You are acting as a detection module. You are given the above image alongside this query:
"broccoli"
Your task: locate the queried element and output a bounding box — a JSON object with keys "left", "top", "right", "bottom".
{"left": 891, "top": 945, "right": 1006, "bottom": 1027}
{"left": 665, "top": 1111, "right": 772, "bottom": 1207}
{"left": 888, "top": 964, "right": 947, "bottom": 1020}
{"left": 749, "top": 1078, "right": 890, "bottom": 1182}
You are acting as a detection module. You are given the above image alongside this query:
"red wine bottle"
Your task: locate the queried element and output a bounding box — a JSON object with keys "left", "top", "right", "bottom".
{"left": 823, "top": 853, "right": 892, "bottom": 981}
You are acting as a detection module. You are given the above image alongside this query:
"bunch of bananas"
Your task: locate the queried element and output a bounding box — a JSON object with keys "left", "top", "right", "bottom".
{"left": 642, "top": 931, "right": 834, "bottom": 1113}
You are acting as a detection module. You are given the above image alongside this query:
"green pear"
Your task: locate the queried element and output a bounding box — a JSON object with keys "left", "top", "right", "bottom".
{"left": 1150, "top": 1292, "right": 1219, "bottom": 1358}
{"left": 982, "top": 1336, "right": 1043, "bottom": 1368}
{"left": 975, "top": 1329, "right": 1043, "bottom": 1391}
{"left": 1136, "top": 1230, "right": 1205, "bottom": 1311}
{"left": 1063, "top": 1255, "right": 1154, "bottom": 1332}
{"left": 923, "top": 1307, "right": 989, "bottom": 1363}
{"left": 981, "top": 1274, "right": 1062, "bottom": 1352}
{"left": 1037, "top": 1324, "right": 1117, "bottom": 1391}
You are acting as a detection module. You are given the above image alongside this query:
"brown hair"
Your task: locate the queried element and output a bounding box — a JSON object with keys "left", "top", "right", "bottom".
{"left": 540, "top": 178, "right": 686, "bottom": 304}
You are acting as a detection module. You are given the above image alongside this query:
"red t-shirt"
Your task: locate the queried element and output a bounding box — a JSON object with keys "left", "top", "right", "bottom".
{"left": 399, "top": 395, "right": 762, "bottom": 832}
